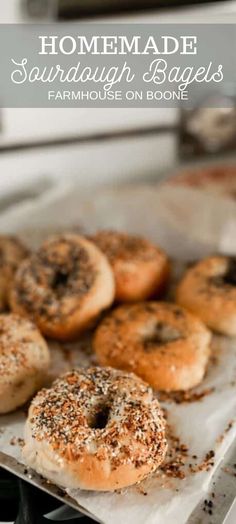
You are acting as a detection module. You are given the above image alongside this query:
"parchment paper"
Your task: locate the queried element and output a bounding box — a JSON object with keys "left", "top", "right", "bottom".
{"left": 0, "top": 181, "right": 236, "bottom": 524}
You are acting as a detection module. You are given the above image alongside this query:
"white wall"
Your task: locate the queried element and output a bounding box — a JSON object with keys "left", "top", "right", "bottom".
{"left": 0, "top": 131, "right": 176, "bottom": 194}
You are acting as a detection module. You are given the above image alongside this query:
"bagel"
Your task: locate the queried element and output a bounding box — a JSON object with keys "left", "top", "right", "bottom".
{"left": 0, "top": 235, "right": 29, "bottom": 311}
{"left": 89, "top": 230, "right": 169, "bottom": 302}
{"left": 10, "top": 234, "right": 115, "bottom": 340}
{"left": 0, "top": 313, "right": 50, "bottom": 414}
{"left": 23, "top": 367, "right": 167, "bottom": 491}
{"left": 94, "top": 302, "right": 211, "bottom": 391}
{"left": 176, "top": 255, "right": 236, "bottom": 336}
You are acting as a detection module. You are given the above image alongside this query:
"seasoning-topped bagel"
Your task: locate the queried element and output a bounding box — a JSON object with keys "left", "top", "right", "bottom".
{"left": 0, "top": 313, "right": 50, "bottom": 414}
{"left": 23, "top": 367, "right": 167, "bottom": 491}
{"left": 176, "top": 255, "right": 236, "bottom": 336}
{"left": 94, "top": 302, "right": 211, "bottom": 391}
{"left": 89, "top": 230, "right": 169, "bottom": 302}
{"left": 10, "top": 234, "right": 115, "bottom": 340}
{"left": 0, "top": 235, "right": 29, "bottom": 311}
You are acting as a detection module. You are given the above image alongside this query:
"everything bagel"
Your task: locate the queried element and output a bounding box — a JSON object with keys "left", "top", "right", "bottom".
{"left": 0, "top": 235, "right": 29, "bottom": 311}
{"left": 94, "top": 302, "right": 211, "bottom": 391}
{"left": 176, "top": 256, "right": 236, "bottom": 336}
{"left": 89, "top": 230, "right": 169, "bottom": 302}
{"left": 10, "top": 234, "right": 115, "bottom": 340}
{"left": 0, "top": 313, "right": 50, "bottom": 414}
{"left": 23, "top": 367, "right": 167, "bottom": 491}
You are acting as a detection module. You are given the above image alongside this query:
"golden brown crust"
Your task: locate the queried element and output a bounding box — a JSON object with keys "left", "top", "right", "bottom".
{"left": 0, "top": 313, "right": 50, "bottom": 413}
{"left": 89, "top": 231, "right": 170, "bottom": 302}
{"left": 176, "top": 256, "right": 236, "bottom": 336}
{"left": 23, "top": 367, "right": 167, "bottom": 491}
{"left": 10, "top": 234, "right": 115, "bottom": 340}
{"left": 94, "top": 302, "right": 211, "bottom": 391}
{"left": 0, "top": 235, "right": 29, "bottom": 311}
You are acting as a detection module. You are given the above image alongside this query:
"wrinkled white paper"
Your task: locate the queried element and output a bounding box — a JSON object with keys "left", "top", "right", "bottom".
{"left": 0, "top": 182, "right": 236, "bottom": 524}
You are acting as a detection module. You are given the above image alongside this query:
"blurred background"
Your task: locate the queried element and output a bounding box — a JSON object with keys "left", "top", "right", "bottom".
{"left": 0, "top": 0, "right": 236, "bottom": 205}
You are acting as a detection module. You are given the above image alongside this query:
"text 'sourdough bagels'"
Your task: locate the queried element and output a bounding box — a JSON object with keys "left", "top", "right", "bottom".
{"left": 0, "top": 235, "right": 29, "bottom": 311}
{"left": 94, "top": 302, "right": 211, "bottom": 391}
{"left": 23, "top": 367, "right": 167, "bottom": 491}
{"left": 10, "top": 234, "right": 115, "bottom": 340}
{"left": 176, "top": 256, "right": 236, "bottom": 336}
{"left": 0, "top": 314, "right": 50, "bottom": 414}
{"left": 89, "top": 230, "right": 170, "bottom": 302}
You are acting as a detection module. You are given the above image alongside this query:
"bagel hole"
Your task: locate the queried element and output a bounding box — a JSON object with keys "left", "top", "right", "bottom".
{"left": 89, "top": 405, "right": 110, "bottom": 430}
{"left": 224, "top": 257, "right": 236, "bottom": 285}
{"left": 211, "top": 257, "right": 236, "bottom": 287}
{"left": 51, "top": 269, "right": 69, "bottom": 291}
{"left": 143, "top": 322, "right": 182, "bottom": 350}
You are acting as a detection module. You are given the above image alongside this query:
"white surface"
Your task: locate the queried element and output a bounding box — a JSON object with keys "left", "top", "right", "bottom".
{"left": 226, "top": 500, "right": 236, "bottom": 524}
{"left": 0, "top": 0, "right": 22, "bottom": 23}
{"left": 0, "top": 108, "right": 176, "bottom": 146}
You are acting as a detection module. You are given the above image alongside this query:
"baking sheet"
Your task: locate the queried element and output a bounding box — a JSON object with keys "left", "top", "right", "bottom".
{"left": 0, "top": 182, "right": 236, "bottom": 524}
